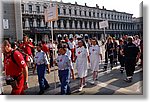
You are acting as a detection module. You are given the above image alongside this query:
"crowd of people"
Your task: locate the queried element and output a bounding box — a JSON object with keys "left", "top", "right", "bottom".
{"left": 0, "top": 34, "right": 143, "bottom": 95}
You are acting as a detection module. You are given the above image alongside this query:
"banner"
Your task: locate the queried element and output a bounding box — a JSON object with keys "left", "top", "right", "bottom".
{"left": 99, "top": 20, "right": 109, "bottom": 29}
{"left": 45, "top": 5, "right": 58, "bottom": 22}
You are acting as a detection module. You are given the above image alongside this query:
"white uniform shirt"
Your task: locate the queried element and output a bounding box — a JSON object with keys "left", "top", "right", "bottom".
{"left": 75, "top": 46, "right": 89, "bottom": 58}
{"left": 34, "top": 51, "right": 49, "bottom": 65}
{"left": 56, "top": 54, "right": 72, "bottom": 70}
{"left": 66, "top": 49, "right": 71, "bottom": 59}
{"left": 68, "top": 41, "right": 75, "bottom": 49}
{"left": 75, "top": 46, "right": 89, "bottom": 78}
{"left": 89, "top": 45, "right": 102, "bottom": 56}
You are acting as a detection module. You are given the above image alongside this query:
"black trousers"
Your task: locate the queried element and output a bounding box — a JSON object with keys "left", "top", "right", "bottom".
{"left": 104, "top": 51, "right": 113, "bottom": 68}
{"left": 118, "top": 55, "right": 125, "bottom": 67}
{"left": 125, "top": 58, "right": 136, "bottom": 77}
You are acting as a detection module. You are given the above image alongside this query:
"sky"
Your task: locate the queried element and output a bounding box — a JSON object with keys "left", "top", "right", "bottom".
{"left": 55, "top": 0, "right": 143, "bottom": 17}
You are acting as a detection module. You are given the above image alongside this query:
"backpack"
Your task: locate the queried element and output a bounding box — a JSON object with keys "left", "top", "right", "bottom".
{"left": 10, "top": 50, "right": 19, "bottom": 67}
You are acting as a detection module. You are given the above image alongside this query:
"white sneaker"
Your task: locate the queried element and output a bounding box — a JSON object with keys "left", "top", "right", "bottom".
{"left": 78, "top": 86, "right": 83, "bottom": 92}
{"left": 90, "top": 81, "right": 95, "bottom": 85}
{"left": 83, "top": 83, "right": 87, "bottom": 87}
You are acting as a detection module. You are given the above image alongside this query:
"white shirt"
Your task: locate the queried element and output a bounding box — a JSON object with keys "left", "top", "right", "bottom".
{"left": 89, "top": 45, "right": 102, "bottom": 56}
{"left": 56, "top": 54, "right": 72, "bottom": 70}
{"left": 34, "top": 51, "right": 49, "bottom": 65}
{"left": 76, "top": 46, "right": 89, "bottom": 58}
{"left": 68, "top": 41, "right": 75, "bottom": 49}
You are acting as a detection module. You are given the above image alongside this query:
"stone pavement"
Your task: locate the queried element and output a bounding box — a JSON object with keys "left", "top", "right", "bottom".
{"left": 2, "top": 62, "right": 143, "bottom": 95}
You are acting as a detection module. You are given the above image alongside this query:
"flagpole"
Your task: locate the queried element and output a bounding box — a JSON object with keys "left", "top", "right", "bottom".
{"left": 49, "top": 0, "right": 57, "bottom": 89}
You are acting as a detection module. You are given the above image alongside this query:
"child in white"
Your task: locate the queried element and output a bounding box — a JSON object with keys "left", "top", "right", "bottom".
{"left": 89, "top": 38, "right": 102, "bottom": 84}
{"left": 75, "top": 40, "right": 90, "bottom": 91}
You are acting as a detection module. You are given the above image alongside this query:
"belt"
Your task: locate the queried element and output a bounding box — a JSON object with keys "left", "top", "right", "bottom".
{"left": 58, "top": 68, "right": 69, "bottom": 71}
{"left": 37, "top": 62, "right": 45, "bottom": 65}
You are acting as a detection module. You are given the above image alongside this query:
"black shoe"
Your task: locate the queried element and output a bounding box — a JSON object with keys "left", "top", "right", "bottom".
{"left": 124, "top": 78, "right": 132, "bottom": 83}
{"left": 38, "top": 90, "right": 44, "bottom": 95}
{"left": 120, "top": 70, "right": 124, "bottom": 73}
{"left": 44, "top": 85, "right": 50, "bottom": 90}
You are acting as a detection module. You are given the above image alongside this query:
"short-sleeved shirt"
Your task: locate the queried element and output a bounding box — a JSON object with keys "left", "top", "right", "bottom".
{"left": 56, "top": 54, "right": 72, "bottom": 70}
{"left": 124, "top": 43, "right": 140, "bottom": 60}
{"left": 68, "top": 41, "right": 75, "bottom": 49}
{"left": 4, "top": 50, "right": 27, "bottom": 77}
{"left": 89, "top": 45, "right": 102, "bottom": 56}
{"left": 34, "top": 51, "right": 49, "bottom": 65}
{"left": 75, "top": 46, "right": 89, "bottom": 58}
{"left": 22, "top": 42, "right": 32, "bottom": 56}
{"left": 42, "top": 44, "right": 49, "bottom": 53}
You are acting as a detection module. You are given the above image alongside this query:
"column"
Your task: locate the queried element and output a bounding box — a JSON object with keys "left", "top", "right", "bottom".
{"left": 118, "top": 23, "right": 121, "bottom": 30}
{"left": 110, "top": 23, "right": 112, "bottom": 30}
{"left": 77, "top": 7, "right": 80, "bottom": 16}
{"left": 122, "top": 24, "right": 124, "bottom": 30}
{"left": 48, "top": 22, "right": 51, "bottom": 28}
{"left": 40, "top": 19, "right": 44, "bottom": 27}
{"left": 95, "top": 10, "right": 97, "bottom": 18}
{"left": 60, "top": 20, "right": 64, "bottom": 29}
{"left": 86, "top": 9, "right": 89, "bottom": 17}
{"left": 87, "top": 21, "right": 89, "bottom": 29}
{"left": 66, "top": 20, "right": 70, "bottom": 29}
{"left": 32, "top": 3, "right": 36, "bottom": 14}
{"left": 33, "top": 19, "right": 37, "bottom": 27}
{"left": 82, "top": 21, "right": 85, "bottom": 29}
{"left": 91, "top": 21, "right": 94, "bottom": 29}
{"left": 60, "top": 6, "right": 64, "bottom": 15}
{"left": 71, "top": 7, "right": 75, "bottom": 16}
{"left": 25, "top": 3, "right": 29, "bottom": 13}
{"left": 113, "top": 23, "right": 115, "bottom": 30}
{"left": 25, "top": 18, "right": 30, "bottom": 28}
{"left": 54, "top": 20, "right": 58, "bottom": 28}
{"left": 91, "top": 10, "right": 93, "bottom": 17}
{"left": 72, "top": 20, "right": 75, "bottom": 29}
{"left": 66, "top": 6, "right": 69, "bottom": 15}
{"left": 95, "top": 22, "right": 98, "bottom": 29}
{"left": 77, "top": 20, "right": 80, "bottom": 29}
{"left": 116, "top": 23, "right": 118, "bottom": 30}
{"left": 40, "top": 4, "right": 44, "bottom": 13}
{"left": 81, "top": 9, "right": 84, "bottom": 16}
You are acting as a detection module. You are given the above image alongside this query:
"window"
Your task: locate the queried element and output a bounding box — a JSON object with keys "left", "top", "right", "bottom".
{"left": 29, "top": 5, "right": 32, "bottom": 13}
{"left": 101, "top": 13, "right": 103, "bottom": 18}
{"left": 85, "top": 11, "right": 86, "bottom": 16}
{"left": 93, "top": 12, "right": 95, "bottom": 17}
{"left": 69, "top": 9, "right": 71, "bottom": 15}
{"left": 97, "top": 13, "right": 99, "bottom": 18}
{"left": 80, "top": 11, "right": 82, "bottom": 16}
{"left": 89, "top": 12, "right": 91, "bottom": 17}
{"left": 36, "top": 6, "right": 40, "bottom": 13}
{"left": 58, "top": 8, "right": 60, "bottom": 14}
{"left": 21, "top": 4, "right": 24, "bottom": 12}
{"left": 63, "top": 9, "right": 66, "bottom": 15}
{"left": 75, "top": 10, "right": 77, "bottom": 15}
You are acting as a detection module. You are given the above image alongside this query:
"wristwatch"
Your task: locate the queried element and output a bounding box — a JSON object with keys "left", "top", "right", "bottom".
{"left": 24, "top": 81, "right": 28, "bottom": 85}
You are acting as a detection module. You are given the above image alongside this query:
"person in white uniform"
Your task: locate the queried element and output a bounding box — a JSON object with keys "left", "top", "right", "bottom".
{"left": 33, "top": 44, "right": 50, "bottom": 95}
{"left": 89, "top": 38, "right": 102, "bottom": 84}
{"left": 75, "top": 40, "right": 90, "bottom": 91}
{"left": 55, "top": 43, "right": 75, "bottom": 95}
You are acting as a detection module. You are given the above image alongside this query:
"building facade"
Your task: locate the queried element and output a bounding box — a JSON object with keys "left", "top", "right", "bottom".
{"left": 2, "top": 0, "right": 143, "bottom": 43}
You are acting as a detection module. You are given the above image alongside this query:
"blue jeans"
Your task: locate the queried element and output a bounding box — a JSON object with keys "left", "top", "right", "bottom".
{"left": 58, "top": 69, "right": 71, "bottom": 95}
{"left": 37, "top": 64, "right": 49, "bottom": 91}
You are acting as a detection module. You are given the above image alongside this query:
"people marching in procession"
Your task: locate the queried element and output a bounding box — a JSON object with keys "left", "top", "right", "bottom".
{"left": 0, "top": 34, "right": 143, "bottom": 95}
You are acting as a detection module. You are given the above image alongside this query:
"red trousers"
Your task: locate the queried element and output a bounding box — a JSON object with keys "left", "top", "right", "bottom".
{"left": 11, "top": 74, "right": 25, "bottom": 95}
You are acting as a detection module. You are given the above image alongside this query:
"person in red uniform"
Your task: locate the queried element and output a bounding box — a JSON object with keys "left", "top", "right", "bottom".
{"left": 41, "top": 41, "right": 49, "bottom": 54}
{"left": 2, "top": 40, "right": 28, "bottom": 95}
{"left": 22, "top": 36, "right": 34, "bottom": 56}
